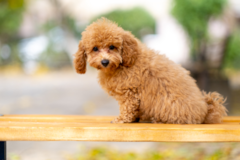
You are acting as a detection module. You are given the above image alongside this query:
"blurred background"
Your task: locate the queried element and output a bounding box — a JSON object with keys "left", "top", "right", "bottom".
{"left": 0, "top": 0, "right": 240, "bottom": 159}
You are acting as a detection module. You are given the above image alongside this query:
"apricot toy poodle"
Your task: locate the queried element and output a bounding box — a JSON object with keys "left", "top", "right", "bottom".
{"left": 73, "top": 18, "right": 227, "bottom": 124}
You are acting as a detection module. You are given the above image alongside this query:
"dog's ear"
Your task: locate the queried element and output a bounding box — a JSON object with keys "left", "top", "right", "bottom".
{"left": 73, "top": 41, "right": 87, "bottom": 74}
{"left": 121, "top": 32, "right": 139, "bottom": 67}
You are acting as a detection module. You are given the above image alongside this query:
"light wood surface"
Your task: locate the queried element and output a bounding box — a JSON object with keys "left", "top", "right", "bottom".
{"left": 0, "top": 115, "right": 240, "bottom": 142}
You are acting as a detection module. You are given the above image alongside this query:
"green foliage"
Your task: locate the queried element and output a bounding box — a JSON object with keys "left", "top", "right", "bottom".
{"left": 172, "top": 0, "right": 226, "bottom": 59}
{"left": 9, "top": 153, "right": 20, "bottom": 160}
{"left": 39, "top": 46, "right": 72, "bottom": 69}
{"left": 38, "top": 26, "right": 72, "bottom": 69}
{"left": 6, "top": 0, "right": 25, "bottom": 9}
{"left": 42, "top": 15, "right": 82, "bottom": 39}
{"left": 65, "top": 146, "right": 233, "bottom": 160}
{"left": 0, "top": 1, "right": 25, "bottom": 66}
{"left": 0, "top": 1, "right": 24, "bottom": 41}
{"left": 64, "top": 16, "right": 83, "bottom": 39}
{"left": 223, "top": 29, "right": 240, "bottom": 69}
{"left": 92, "top": 7, "right": 156, "bottom": 39}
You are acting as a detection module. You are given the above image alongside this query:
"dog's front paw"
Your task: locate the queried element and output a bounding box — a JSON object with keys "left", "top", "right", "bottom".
{"left": 111, "top": 117, "right": 124, "bottom": 123}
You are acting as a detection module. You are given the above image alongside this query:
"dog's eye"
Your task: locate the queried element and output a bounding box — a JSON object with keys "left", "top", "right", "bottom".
{"left": 93, "top": 47, "right": 98, "bottom": 51}
{"left": 109, "top": 45, "right": 115, "bottom": 50}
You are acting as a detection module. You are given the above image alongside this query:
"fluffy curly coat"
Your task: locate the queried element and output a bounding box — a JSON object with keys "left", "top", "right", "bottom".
{"left": 74, "top": 18, "right": 227, "bottom": 124}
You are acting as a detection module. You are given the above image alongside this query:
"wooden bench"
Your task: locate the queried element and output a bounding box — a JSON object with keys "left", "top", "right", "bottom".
{"left": 1, "top": 115, "right": 240, "bottom": 159}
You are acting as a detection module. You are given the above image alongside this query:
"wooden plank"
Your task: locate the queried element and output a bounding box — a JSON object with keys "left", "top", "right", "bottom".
{"left": 0, "top": 115, "right": 240, "bottom": 142}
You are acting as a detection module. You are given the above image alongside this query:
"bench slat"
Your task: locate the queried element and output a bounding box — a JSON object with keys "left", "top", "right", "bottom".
{"left": 0, "top": 115, "right": 240, "bottom": 142}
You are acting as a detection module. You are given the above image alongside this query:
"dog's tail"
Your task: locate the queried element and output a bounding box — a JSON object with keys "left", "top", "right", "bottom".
{"left": 202, "top": 91, "right": 228, "bottom": 124}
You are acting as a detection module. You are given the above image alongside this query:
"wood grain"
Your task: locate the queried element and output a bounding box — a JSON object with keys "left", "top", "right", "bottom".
{"left": 0, "top": 115, "right": 240, "bottom": 142}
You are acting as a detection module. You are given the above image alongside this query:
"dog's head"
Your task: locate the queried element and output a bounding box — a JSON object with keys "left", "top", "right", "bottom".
{"left": 74, "top": 18, "right": 139, "bottom": 74}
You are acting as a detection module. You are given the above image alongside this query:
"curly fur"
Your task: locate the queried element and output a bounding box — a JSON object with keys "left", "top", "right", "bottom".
{"left": 74, "top": 18, "right": 228, "bottom": 124}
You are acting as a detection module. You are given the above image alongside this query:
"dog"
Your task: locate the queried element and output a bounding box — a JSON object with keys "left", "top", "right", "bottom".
{"left": 73, "top": 18, "right": 227, "bottom": 124}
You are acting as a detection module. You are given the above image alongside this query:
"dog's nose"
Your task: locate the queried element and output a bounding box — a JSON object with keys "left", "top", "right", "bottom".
{"left": 101, "top": 59, "right": 109, "bottom": 67}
